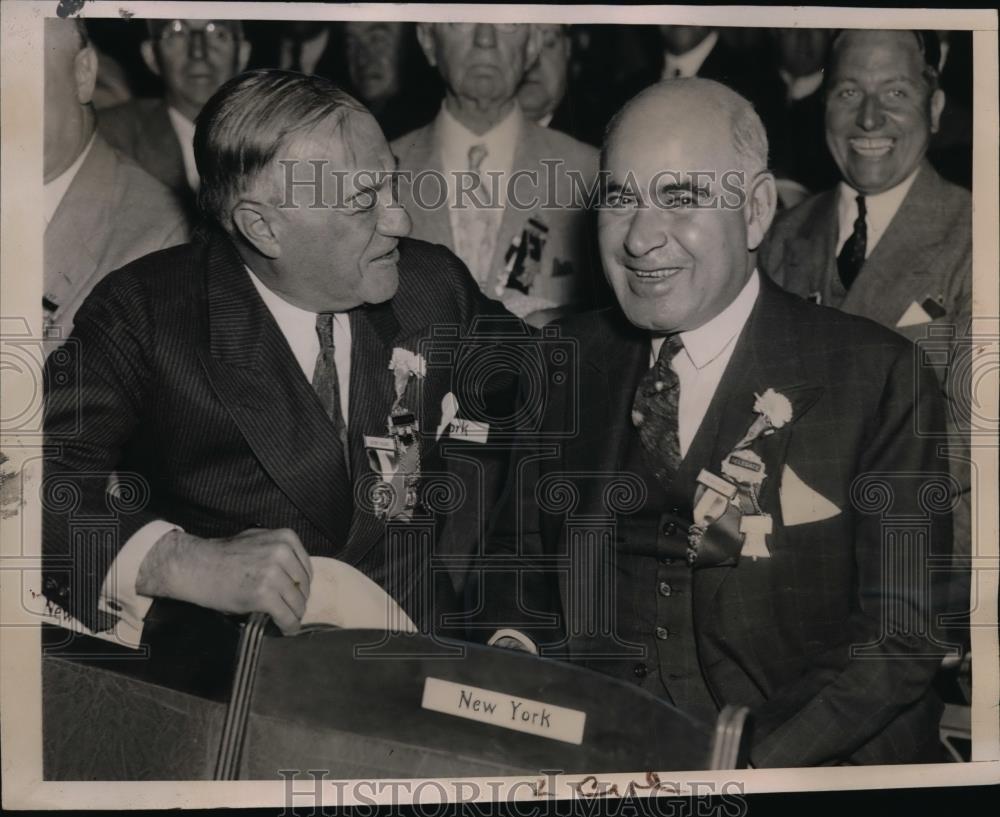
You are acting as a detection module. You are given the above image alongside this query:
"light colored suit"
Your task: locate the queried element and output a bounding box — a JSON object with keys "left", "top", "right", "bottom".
{"left": 44, "top": 135, "right": 189, "bottom": 343}
{"left": 759, "top": 160, "right": 972, "bottom": 572}
{"left": 391, "top": 116, "right": 600, "bottom": 319}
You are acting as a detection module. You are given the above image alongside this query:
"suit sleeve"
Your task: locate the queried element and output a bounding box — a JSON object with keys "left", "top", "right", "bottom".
{"left": 42, "top": 270, "right": 162, "bottom": 631}
{"left": 751, "top": 342, "right": 954, "bottom": 766}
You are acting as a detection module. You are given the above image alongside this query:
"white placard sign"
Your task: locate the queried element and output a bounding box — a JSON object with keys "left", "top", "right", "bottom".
{"left": 421, "top": 677, "right": 586, "bottom": 745}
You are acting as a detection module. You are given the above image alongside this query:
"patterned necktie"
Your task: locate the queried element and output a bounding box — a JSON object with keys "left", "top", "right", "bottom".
{"left": 632, "top": 334, "right": 685, "bottom": 488}
{"left": 457, "top": 143, "right": 495, "bottom": 287}
{"left": 837, "top": 194, "right": 867, "bottom": 290}
{"left": 313, "top": 314, "right": 352, "bottom": 543}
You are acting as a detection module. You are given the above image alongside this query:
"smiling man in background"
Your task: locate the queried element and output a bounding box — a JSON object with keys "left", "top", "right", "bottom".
{"left": 759, "top": 29, "right": 972, "bottom": 611}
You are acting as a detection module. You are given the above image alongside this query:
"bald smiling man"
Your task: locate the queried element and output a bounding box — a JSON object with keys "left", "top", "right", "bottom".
{"left": 482, "top": 78, "right": 958, "bottom": 767}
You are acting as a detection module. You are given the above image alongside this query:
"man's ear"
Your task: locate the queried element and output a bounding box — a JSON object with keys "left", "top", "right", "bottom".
{"left": 74, "top": 45, "right": 98, "bottom": 105}
{"left": 745, "top": 170, "right": 777, "bottom": 251}
{"left": 415, "top": 23, "right": 437, "bottom": 67}
{"left": 139, "top": 40, "right": 161, "bottom": 77}
{"left": 236, "top": 39, "right": 252, "bottom": 72}
{"left": 929, "top": 88, "right": 946, "bottom": 134}
{"left": 233, "top": 200, "right": 282, "bottom": 259}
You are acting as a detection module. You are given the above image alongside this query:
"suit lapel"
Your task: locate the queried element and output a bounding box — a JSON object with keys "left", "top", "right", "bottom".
{"left": 488, "top": 120, "right": 544, "bottom": 290}
{"left": 45, "top": 138, "right": 113, "bottom": 311}
{"left": 786, "top": 188, "right": 841, "bottom": 303}
{"left": 196, "top": 234, "right": 351, "bottom": 546}
{"left": 142, "top": 101, "right": 188, "bottom": 192}
{"left": 842, "top": 162, "right": 945, "bottom": 327}
{"left": 693, "top": 279, "right": 824, "bottom": 601}
{"left": 398, "top": 123, "right": 453, "bottom": 249}
{"left": 338, "top": 303, "right": 399, "bottom": 565}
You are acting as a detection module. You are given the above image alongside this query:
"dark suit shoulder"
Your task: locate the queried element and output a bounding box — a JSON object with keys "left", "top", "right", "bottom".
{"left": 97, "top": 98, "right": 165, "bottom": 140}
{"left": 764, "top": 277, "right": 913, "bottom": 355}
{"left": 767, "top": 187, "right": 836, "bottom": 241}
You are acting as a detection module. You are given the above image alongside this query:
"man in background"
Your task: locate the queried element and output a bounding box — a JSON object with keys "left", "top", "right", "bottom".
{"left": 98, "top": 18, "right": 250, "bottom": 212}
{"left": 759, "top": 30, "right": 972, "bottom": 600}
{"left": 44, "top": 17, "right": 187, "bottom": 345}
{"left": 393, "top": 22, "right": 600, "bottom": 325}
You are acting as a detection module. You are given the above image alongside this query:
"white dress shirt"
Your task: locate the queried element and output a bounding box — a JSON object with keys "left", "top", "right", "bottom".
{"left": 98, "top": 267, "right": 352, "bottom": 641}
{"left": 836, "top": 167, "right": 920, "bottom": 258}
{"left": 436, "top": 102, "right": 522, "bottom": 285}
{"left": 662, "top": 31, "right": 720, "bottom": 79}
{"left": 44, "top": 133, "right": 95, "bottom": 226}
{"left": 165, "top": 106, "right": 200, "bottom": 192}
{"left": 650, "top": 270, "right": 760, "bottom": 457}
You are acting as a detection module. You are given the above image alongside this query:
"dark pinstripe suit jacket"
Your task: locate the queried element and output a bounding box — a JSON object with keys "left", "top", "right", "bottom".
{"left": 484, "top": 277, "right": 956, "bottom": 766}
{"left": 42, "top": 232, "right": 518, "bottom": 634}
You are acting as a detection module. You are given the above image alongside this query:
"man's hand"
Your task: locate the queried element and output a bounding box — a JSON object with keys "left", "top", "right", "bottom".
{"left": 136, "top": 528, "right": 313, "bottom": 635}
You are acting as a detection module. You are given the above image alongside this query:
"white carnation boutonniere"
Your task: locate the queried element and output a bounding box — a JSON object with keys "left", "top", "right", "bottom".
{"left": 388, "top": 348, "right": 426, "bottom": 409}
{"left": 734, "top": 388, "right": 793, "bottom": 450}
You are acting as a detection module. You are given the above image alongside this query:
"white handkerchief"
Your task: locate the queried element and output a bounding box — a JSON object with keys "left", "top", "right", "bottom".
{"left": 896, "top": 301, "right": 934, "bottom": 327}
{"left": 779, "top": 465, "right": 841, "bottom": 526}
{"left": 302, "top": 557, "right": 417, "bottom": 632}
{"left": 435, "top": 392, "right": 460, "bottom": 441}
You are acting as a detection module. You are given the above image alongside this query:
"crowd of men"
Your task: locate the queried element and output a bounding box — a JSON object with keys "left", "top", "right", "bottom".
{"left": 42, "top": 17, "right": 973, "bottom": 768}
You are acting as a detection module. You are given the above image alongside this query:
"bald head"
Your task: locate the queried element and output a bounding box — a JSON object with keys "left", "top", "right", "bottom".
{"left": 44, "top": 18, "right": 98, "bottom": 182}
{"left": 605, "top": 78, "right": 768, "bottom": 181}
{"left": 598, "top": 78, "right": 777, "bottom": 335}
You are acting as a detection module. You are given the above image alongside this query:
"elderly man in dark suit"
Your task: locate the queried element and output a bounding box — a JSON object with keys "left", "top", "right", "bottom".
{"left": 758, "top": 29, "right": 972, "bottom": 602}
{"left": 44, "top": 18, "right": 187, "bottom": 346}
{"left": 392, "top": 22, "right": 600, "bottom": 326}
{"left": 43, "top": 70, "right": 517, "bottom": 642}
{"left": 481, "top": 78, "right": 956, "bottom": 767}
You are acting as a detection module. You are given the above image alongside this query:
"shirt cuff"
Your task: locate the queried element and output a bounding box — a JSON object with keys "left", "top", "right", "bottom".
{"left": 98, "top": 520, "right": 181, "bottom": 642}
{"left": 487, "top": 628, "right": 539, "bottom": 655}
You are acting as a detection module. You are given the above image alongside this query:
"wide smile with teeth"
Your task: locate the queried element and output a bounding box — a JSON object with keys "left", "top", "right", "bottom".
{"left": 630, "top": 267, "right": 683, "bottom": 279}
{"left": 849, "top": 137, "right": 894, "bottom": 157}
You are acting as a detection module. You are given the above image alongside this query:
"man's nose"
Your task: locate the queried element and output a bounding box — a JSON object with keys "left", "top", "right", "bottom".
{"left": 473, "top": 23, "right": 498, "bottom": 48}
{"left": 856, "top": 93, "right": 885, "bottom": 132}
{"left": 187, "top": 29, "right": 208, "bottom": 60}
{"left": 623, "top": 206, "right": 668, "bottom": 258}
{"left": 378, "top": 193, "right": 412, "bottom": 239}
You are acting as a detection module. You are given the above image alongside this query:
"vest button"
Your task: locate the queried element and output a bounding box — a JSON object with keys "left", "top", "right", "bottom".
{"left": 662, "top": 521, "right": 678, "bottom": 536}
{"left": 660, "top": 557, "right": 675, "bottom": 566}
{"left": 633, "top": 662, "right": 648, "bottom": 678}
{"left": 658, "top": 582, "right": 672, "bottom": 597}
{"left": 655, "top": 626, "right": 670, "bottom": 640}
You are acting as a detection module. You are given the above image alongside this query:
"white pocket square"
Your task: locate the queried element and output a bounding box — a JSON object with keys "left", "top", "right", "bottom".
{"left": 434, "top": 392, "right": 490, "bottom": 443}
{"left": 779, "top": 465, "right": 841, "bottom": 526}
{"left": 435, "top": 392, "right": 460, "bottom": 441}
{"left": 896, "top": 301, "right": 933, "bottom": 327}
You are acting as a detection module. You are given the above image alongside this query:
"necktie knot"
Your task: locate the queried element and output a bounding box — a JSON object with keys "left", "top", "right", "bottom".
{"left": 657, "top": 333, "right": 684, "bottom": 365}
{"left": 855, "top": 194, "right": 867, "bottom": 220}
{"left": 316, "top": 313, "right": 336, "bottom": 349}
